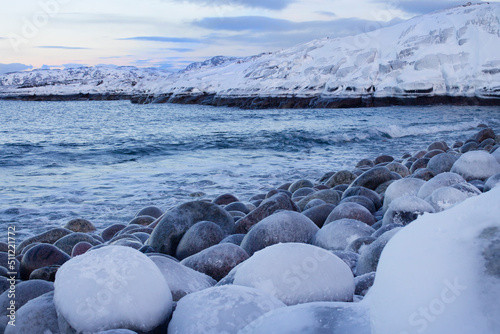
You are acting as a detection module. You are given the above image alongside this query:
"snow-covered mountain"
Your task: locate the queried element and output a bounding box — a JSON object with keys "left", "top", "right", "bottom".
{"left": 1, "top": 2, "right": 499, "bottom": 107}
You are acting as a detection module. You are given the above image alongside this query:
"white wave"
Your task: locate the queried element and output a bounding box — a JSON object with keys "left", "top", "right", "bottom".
{"left": 377, "top": 121, "right": 482, "bottom": 139}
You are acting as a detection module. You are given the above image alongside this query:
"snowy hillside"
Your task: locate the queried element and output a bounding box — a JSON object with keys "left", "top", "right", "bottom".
{"left": 1, "top": 2, "right": 499, "bottom": 107}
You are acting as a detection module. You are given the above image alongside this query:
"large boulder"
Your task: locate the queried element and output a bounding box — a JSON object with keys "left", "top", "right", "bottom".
{"left": 54, "top": 246, "right": 172, "bottom": 333}
{"left": 451, "top": 151, "right": 500, "bottom": 181}
{"left": 367, "top": 186, "right": 500, "bottom": 334}
{"left": 175, "top": 221, "right": 227, "bottom": 260}
{"left": 20, "top": 244, "right": 70, "bottom": 280}
{"left": 147, "top": 201, "right": 234, "bottom": 255}
{"left": 168, "top": 285, "right": 285, "bottom": 334}
{"left": 240, "top": 211, "right": 319, "bottom": 256}
{"left": 235, "top": 193, "right": 298, "bottom": 234}
{"left": 233, "top": 243, "right": 355, "bottom": 305}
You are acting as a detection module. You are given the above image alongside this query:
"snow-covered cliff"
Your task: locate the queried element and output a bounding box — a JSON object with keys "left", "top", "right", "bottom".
{"left": 1, "top": 3, "right": 499, "bottom": 107}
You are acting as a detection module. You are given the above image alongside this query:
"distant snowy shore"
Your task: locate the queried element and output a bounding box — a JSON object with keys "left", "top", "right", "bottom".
{"left": 1, "top": 3, "right": 500, "bottom": 108}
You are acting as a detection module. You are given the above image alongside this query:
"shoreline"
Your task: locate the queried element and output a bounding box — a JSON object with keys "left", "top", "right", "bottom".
{"left": 1, "top": 93, "right": 499, "bottom": 109}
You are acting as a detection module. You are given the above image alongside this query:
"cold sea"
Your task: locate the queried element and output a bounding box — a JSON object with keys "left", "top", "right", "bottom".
{"left": 1, "top": 100, "right": 499, "bottom": 241}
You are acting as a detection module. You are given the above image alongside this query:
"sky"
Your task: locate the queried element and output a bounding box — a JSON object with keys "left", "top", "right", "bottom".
{"left": 0, "top": 0, "right": 497, "bottom": 74}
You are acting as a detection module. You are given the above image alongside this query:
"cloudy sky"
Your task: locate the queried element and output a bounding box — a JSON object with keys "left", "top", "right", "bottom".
{"left": 0, "top": 0, "right": 496, "bottom": 73}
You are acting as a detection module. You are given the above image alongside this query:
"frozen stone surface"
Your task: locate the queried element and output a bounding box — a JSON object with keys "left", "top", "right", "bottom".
{"left": 425, "top": 186, "right": 472, "bottom": 212}
{"left": 168, "top": 285, "right": 286, "bottom": 334}
{"left": 233, "top": 243, "right": 355, "bottom": 305}
{"left": 238, "top": 301, "right": 371, "bottom": 334}
{"left": 313, "top": 219, "right": 375, "bottom": 251}
{"left": 54, "top": 246, "right": 172, "bottom": 333}
{"left": 417, "top": 172, "right": 466, "bottom": 199}
{"left": 382, "top": 195, "right": 435, "bottom": 226}
{"left": 383, "top": 178, "right": 426, "bottom": 213}
{"left": 451, "top": 151, "right": 500, "bottom": 181}
{"left": 148, "top": 254, "right": 216, "bottom": 301}
{"left": 367, "top": 186, "right": 500, "bottom": 334}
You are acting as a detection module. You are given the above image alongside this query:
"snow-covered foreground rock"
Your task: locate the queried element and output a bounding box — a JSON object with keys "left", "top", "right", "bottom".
{"left": 1, "top": 3, "right": 500, "bottom": 107}
{"left": 367, "top": 185, "right": 500, "bottom": 334}
{"left": 54, "top": 246, "right": 172, "bottom": 333}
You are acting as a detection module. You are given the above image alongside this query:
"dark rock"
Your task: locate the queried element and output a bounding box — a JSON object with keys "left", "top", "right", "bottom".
{"left": 139, "top": 245, "right": 156, "bottom": 254}
{"left": 386, "top": 162, "right": 409, "bottom": 177}
{"left": 318, "top": 172, "right": 336, "bottom": 184}
{"left": 20, "top": 244, "right": 70, "bottom": 280}
{"left": 325, "top": 202, "right": 376, "bottom": 226}
{"left": 301, "top": 203, "right": 336, "bottom": 228}
{"left": 64, "top": 218, "right": 96, "bottom": 233}
{"left": 181, "top": 243, "right": 249, "bottom": 281}
{"left": 423, "top": 149, "right": 445, "bottom": 159}
{"left": 219, "top": 234, "right": 245, "bottom": 246}
{"left": 0, "top": 280, "right": 54, "bottom": 332}
{"left": 412, "top": 150, "right": 427, "bottom": 159}
{"left": 355, "top": 272, "right": 376, "bottom": 295}
{"left": 409, "top": 158, "right": 430, "bottom": 173}
{"left": 303, "top": 198, "right": 326, "bottom": 210}
{"left": 342, "top": 186, "right": 382, "bottom": 211}
{"left": 29, "top": 265, "right": 60, "bottom": 281}
{"left": 291, "top": 187, "right": 315, "bottom": 199}
{"left": 479, "top": 138, "right": 496, "bottom": 148}
{"left": 324, "top": 170, "right": 357, "bottom": 188}
{"left": 427, "top": 141, "right": 449, "bottom": 152}
{"left": 453, "top": 141, "right": 464, "bottom": 148}
{"left": 460, "top": 141, "right": 478, "bottom": 153}
{"left": 296, "top": 189, "right": 341, "bottom": 211}
{"left": 108, "top": 233, "right": 143, "bottom": 244}
{"left": 345, "top": 236, "right": 377, "bottom": 254}
{"left": 132, "top": 232, "right": 151, "bottom": 244}
{"left": 249, "top": 194, "right": 266, "bottom": 201}
{"left": 277, "top": 182, "right": 293, "bottom": 190}
{"left": 375, "top": 180, "right": 396, "bottom": 195}
{"left": 175, "top": 221, "right": 227, "bottom": 260}
{"left": 109, "top": 239, "right": 143, "bottom": 250}
{"left": 148, "top": 201, "right": 234, "bottom": 255}
{"left": 0, "top": 243, "right": 7, "bottom": 253}
{"left": 426, "top": 153, "right": 458, "bottom": 175}
{"left": 314, "top": 184, "right": 329, "bottom": 191}
{"left": 331, "top": 250, "right": 360, "bottom": 273}
{"left": 349, "top": 166, "right": 394, "bottom": 191}
{"left": 71, "top": 241, "right": 93, "bottom": 257}
{"left": 117, "top": 225, "right": 153, "bottom": 236}
{"left": 53, "top": 233, "right": 101, "bottom": 255}
{"left": 17, "top": 228, "right": 73, "bottom": 255}
{"left": 288, "top": 179, "right": 314, "bottom": 193}
{"left": 410, "top": 168, "right": 435, "bottom": 181}
{"left": 314, "top": 219, "right": 375, "bottom": 251}
{"left": 333, "top": 184, "right": 349, "bottom": 192}
{"left": 472, "top": 128, "right": 495, "bottom": 143}
{"left": 374, "top": 155, "right": 394, "bottom": 165}
{"left": 339, "top": 196, "right": 376, "bottom": 214}
{"left": 135, "top": 206, "right": 163, "bottom": 219}
{"left": 213, "top": 194, "right": 239, "bottom": 206}
{"left": 356, "top": 228, "right": 402, "bottom": 275}
{"left": 235, "top": 193, "right": 299, "bottom": 234}
{"left": 224, "top": 202, "right": 250, "bottom": 215}
{"left": 101, "top": 224, "right": 127, "bottom": 242}
{"left": 128, "top": 215, "right": 156, "bottom": 226}
{"left": 356, "top": 159, "right": 374, "bottom": 168}
{"left": 240, "top": 211, "right": 319, "bottom": 256}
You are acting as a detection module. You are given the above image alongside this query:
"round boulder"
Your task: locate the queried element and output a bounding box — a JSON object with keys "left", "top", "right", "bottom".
{"left": 240, "top": 211, "right": 319, "bottom": 256}
{"left": 325, "top": 202, "right": 376, "bottom": 226}
{"left": 20, "top": 244, "right": 70, "bottom": 280}
{"left": 451, "top": 150, "right": 500, "bottom": 181}
{"left": 175, "top": 221, "right": 227, "bottom": 260}
{"left": 313, "top": 219, "right": 375, "bottom": 251}
{"left": 64, "top": 219, "right": 96, "bottom": 233}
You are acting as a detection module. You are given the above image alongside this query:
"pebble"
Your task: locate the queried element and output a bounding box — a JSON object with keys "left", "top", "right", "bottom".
{"left": 175, "top": 221, "right": 227, "bottom": 260}
{"left": 20, "top": 244, "right": 70, "bottom": 280}
{"left": 63, "top": 218, "right": 96, "bottom": 233}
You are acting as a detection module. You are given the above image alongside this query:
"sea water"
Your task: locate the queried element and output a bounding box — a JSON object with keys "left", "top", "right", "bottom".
{"left": 0, "top": 100, "right": 498, "bottom": 240}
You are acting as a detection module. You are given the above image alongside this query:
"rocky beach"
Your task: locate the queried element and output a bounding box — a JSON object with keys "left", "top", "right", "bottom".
{"left": 1, "top": 125, "right": 500, "bottom": 334}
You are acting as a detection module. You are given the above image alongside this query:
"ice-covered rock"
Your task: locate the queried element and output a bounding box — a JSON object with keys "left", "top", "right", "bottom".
{"left": 148, "top": 254, "right": 216, "bottom": 301}
{"left": 451, "top": 151, "right": 500, "bottom": 181}
{"left": 238, "top": 301, "right": 371, "bottom": 334}
{"left": 367, "top": 186, "right": 500, "bottom": 334}
{"left": 325, "top": 202, "right": 376, "bottom": 226}
{"left": 424, "top": 186, "right": 472, "bottom": 212}
{"left": 383, "top": 178, "right": 426, "bottom": 213}
{"left": 356, "top": 228, "right": 402, "bottom": 276}
{"left": 492, "top": 148, "right": 500, "bottom": 164}
{"left": 54, "top": 246, "right": 172, "bottom": 333}
{"left": 382, "top": 195, "right": 435, "bottom": 226}
{"left": 484, "top": 173, "right": 500, "bottom": 192}
{"left": 168, "top": 285, "right": 286, "bottom": 334}
{"left": 233, "top": 243, "right": 355, "bottom": 305}
{"left": 313, "top": 218, "right": 375, "bottom": 251}
{"left": 417, "top": 172, "right": 466, "bottom": 199}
